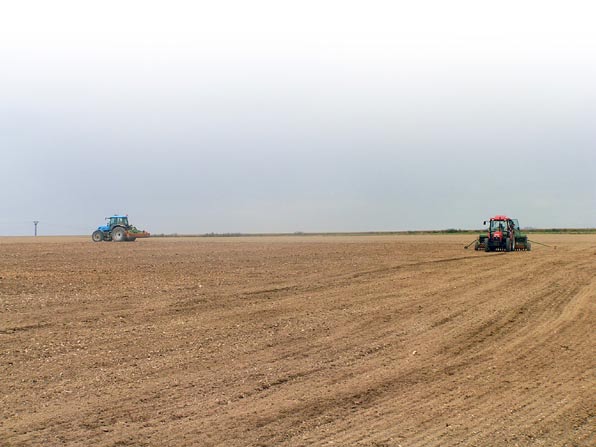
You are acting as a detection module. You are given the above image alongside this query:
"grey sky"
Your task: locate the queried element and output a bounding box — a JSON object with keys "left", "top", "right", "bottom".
{"left": 1, "top": 1, "right": 595, "bottom": 235}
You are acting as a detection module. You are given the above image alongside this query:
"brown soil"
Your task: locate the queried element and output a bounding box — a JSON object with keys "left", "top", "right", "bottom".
{"left": 1, "top": 234, "right": 595, "bottom": 446}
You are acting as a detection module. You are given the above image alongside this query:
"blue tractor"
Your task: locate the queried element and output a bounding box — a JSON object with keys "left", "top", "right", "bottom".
{"left": 92, "top": 215, "right": 150, "bottom": 242}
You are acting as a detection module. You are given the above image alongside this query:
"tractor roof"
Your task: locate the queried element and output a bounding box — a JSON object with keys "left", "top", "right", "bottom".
{"left": 491, "top": 215, "right": 510, "bottom": 221}
{"left": 109, "top": 215, "right": 128, "bottom": 219}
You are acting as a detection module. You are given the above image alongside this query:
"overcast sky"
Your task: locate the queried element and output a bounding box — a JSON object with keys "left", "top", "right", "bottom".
{"left": 1, "top": 1, "right": 595, "bottom": 235}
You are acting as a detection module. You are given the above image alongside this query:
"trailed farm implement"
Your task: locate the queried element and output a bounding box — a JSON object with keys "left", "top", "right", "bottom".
{"left": 465, "top": 216, "right": 531, "bottom": 252}
{"left": 92, "top": 215, "right": 150, "bottom": 242}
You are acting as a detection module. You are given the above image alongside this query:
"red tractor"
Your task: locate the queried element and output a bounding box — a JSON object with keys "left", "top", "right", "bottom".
{"left": 475, "top": 215, "right": 531, "bottom": 252}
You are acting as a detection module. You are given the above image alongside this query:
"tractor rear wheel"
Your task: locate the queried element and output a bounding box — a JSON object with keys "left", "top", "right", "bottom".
{"left": 112, "top": 227, "right": 126, "bottom": 242}
{"left": 506, "top": 238, "right": 512, "bottom": 252}
{"left": 92, "top": 230, "right": 104, "bottom": 242}
{"left": 526, "top": 241, "right": 532, "bottom": 251}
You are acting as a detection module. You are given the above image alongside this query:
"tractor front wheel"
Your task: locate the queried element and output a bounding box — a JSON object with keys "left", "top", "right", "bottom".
{"left": 92, "top": 230, "right": 104, "bottom": 242}
{"left": 112, "top": 227, "right": 127, "bottom": 242}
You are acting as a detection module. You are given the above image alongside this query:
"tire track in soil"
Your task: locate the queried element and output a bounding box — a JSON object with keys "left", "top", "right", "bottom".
{"left": 226, "top": 260, "right": 506, "bottom": 444}
{"left": 329, "top": 249, "right": 594, "bottom": 447}
{"left": 268, "top": 246, "right": 595, "bottom": 447}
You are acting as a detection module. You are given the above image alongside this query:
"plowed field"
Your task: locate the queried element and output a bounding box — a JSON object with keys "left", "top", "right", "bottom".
{"left": 1, "top": 235, "right": 595, "bottom": 446}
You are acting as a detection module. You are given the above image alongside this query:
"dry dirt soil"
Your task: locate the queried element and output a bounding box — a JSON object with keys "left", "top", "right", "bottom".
{"left": 1, "top": 234, "right": 595, "bottom": 447}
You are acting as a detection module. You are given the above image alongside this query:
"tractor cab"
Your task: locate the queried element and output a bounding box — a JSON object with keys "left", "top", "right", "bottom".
{"left": 487, "top": 217, "right": 512, "bottom": 239}
{"left": 108, "top": 215, "right": 129, "bottom": 228}
{"left": 489, "top": 220, "right": 506, "bottom": 232}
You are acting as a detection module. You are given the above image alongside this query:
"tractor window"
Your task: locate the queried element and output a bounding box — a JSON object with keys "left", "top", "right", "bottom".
{"left": 110, "top": 217, "right": 128, "bottom": 226}
{"left": 490, "top": 221, "right": 508, "bottom": 232}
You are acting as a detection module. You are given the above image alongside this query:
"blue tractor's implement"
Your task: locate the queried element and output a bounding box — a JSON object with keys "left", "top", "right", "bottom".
{"left": 92, "top": 215, "right": 150, "bottom": 242}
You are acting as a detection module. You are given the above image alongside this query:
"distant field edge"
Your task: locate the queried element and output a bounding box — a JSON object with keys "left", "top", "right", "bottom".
{"left": 2, "top": 229, "right": 593, "bottom": 238}
{"left": 151, "top": 228, "right": 596, "bottom": 238}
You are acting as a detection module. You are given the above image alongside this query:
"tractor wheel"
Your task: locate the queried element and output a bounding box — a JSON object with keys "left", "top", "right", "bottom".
{"left": 92, "top": 230, "right": 104, "bottom": 242}
{"left": 485, "top": 241, "right": 491, "bottom": 252}
{"left": 526, "top": 241, "right": 532, "bottom": 251}
{"left": 506, "top": 238, "right": 512, "bottom": 252}
{"left": 112, "top": 227, "right": 126, "bottom": 242}
{"left": 474, "top": 241, "right": 480, "bottom": 251}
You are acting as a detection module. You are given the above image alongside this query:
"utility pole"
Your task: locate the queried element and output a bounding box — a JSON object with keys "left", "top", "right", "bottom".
{"left": 33, "top": 220, "right": 39, "bottom": 236}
